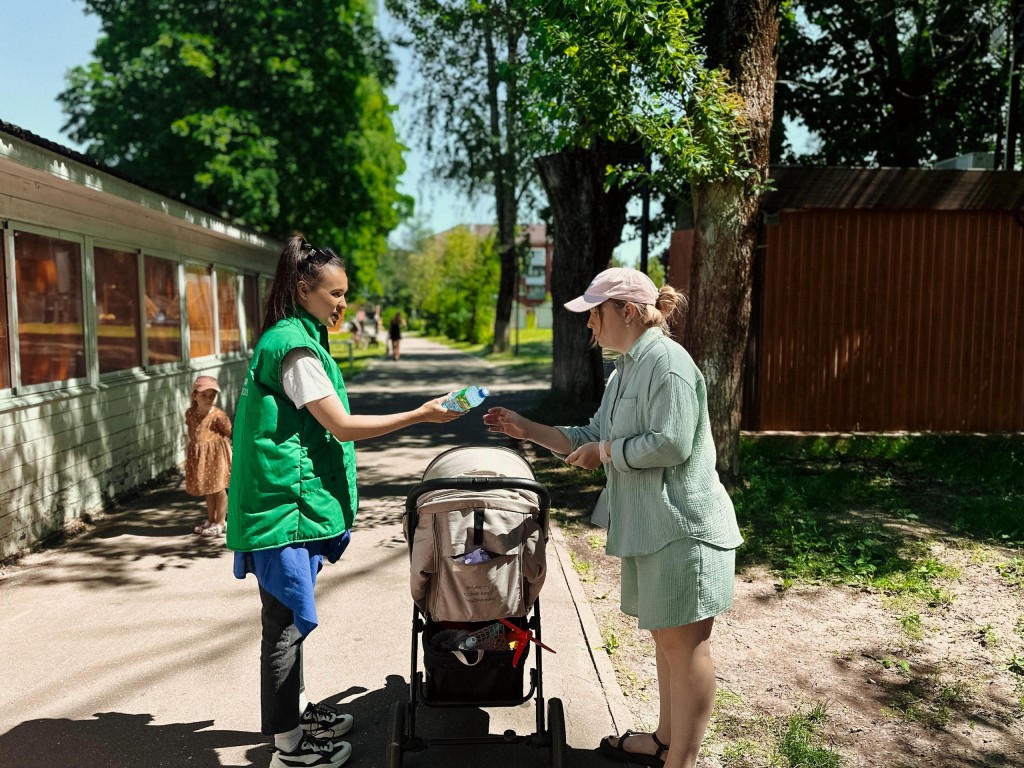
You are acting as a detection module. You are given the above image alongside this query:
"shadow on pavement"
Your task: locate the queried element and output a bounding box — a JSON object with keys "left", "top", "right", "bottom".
{"left": 0, "top": 712, "right": 267, "bottom": 768}
{"left": 330, "top": 673, "right": 608, "bottom": 768}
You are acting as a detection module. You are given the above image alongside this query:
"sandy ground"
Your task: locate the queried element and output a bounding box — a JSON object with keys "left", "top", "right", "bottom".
{"left": 560, "top": 525, "right": 1024, "bottom": 768}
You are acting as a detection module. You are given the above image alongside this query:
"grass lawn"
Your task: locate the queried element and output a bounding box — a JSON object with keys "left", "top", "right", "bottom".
{"left": 423, "top": 326, "right": 555, "bottom": 374}
{"left": 328, "top": 332, "right": 386, "bottom": 378}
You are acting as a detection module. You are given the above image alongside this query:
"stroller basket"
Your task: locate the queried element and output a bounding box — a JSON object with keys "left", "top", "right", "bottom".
{"left": 421, "top": 615, "right": 531, "bottom": 703}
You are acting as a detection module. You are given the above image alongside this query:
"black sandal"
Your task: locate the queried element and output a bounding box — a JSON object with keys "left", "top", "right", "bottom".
{"left": 598, "top": 729, "right": 670, "bottom": 766}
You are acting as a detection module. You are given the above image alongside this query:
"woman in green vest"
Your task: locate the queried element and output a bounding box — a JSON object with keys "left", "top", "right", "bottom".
{"left": 227, "top": 236, "right": 461, "bottom": 768}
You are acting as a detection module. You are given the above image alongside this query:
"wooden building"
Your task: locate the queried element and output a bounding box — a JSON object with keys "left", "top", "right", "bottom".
{"left": 669, "top": 167, "right": 1024, "bottom": 433}
{"left": 0, "top": 122, "right": 281, "bottom": 560}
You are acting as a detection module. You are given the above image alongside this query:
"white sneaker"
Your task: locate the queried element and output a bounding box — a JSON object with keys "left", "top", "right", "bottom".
{"left": 300, "top": 701, "right": 354, "bottom": 738}
{"left": 270, "top": 732, "right": 351, "bottom": 767}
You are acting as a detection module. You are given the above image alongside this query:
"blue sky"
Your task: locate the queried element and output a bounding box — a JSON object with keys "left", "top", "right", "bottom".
{"left": 0, "top": 0, "right": 495, "bottom": 240}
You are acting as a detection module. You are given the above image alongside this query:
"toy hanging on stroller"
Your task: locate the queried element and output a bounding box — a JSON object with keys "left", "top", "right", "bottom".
{"left": 388, "top": 445, "right": 567, "bottom": 767}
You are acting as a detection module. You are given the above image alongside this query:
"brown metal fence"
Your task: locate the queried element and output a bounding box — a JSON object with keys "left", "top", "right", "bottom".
{"left": 746, "top": 208, "right": 1024, "bottom": 432}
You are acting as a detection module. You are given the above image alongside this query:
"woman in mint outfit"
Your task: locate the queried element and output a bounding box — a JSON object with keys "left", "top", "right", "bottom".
{"left": 484, "top": 267, "right": 742, "bottom": 768}
{"left": 227, "top": 236, "right": 461, "bottom": 768}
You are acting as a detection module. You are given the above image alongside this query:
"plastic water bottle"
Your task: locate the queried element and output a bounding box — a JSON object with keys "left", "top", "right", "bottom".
{"left": 442, "top": 385, "right": 491, "bottom": 412}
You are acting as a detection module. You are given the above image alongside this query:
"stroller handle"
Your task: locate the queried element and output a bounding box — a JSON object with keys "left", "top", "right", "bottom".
{"left": 404, "top": 476, "right": 552, "bottom": 551}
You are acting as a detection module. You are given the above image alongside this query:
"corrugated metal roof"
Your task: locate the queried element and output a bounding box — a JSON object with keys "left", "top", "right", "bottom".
{"left": 762, "top": 166, "right": 1024, "bottom": 213}
{"left": 0, "top": 118, "right": 264, "bottom": 231}
{"left": 0, "top": 118, "right": 199, "bottom": 204}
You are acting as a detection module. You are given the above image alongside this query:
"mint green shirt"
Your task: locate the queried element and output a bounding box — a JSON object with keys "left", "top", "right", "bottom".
{"left": 556, "top": 328, "right": 742, "bottom": 557}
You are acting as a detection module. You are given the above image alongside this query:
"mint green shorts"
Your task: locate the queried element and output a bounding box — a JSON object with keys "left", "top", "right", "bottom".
{"left": 620, "top": 537, "right": 736, "bottom": 630}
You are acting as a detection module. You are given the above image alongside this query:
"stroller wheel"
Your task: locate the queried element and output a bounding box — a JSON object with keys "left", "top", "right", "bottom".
{"left": 548, "top": 698, "right": 566, "bottom": 768}
{"left": 387, "top": 700, "right": 406, "bottom": 768}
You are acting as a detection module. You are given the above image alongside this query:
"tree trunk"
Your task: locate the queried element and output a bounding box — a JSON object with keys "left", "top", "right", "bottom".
{"left": 1006, "top": 0, "right": 1024, "bottom": 169}
{"left": 484, "top": 12, "right": 517, "bottom": 353}
{"left": 535, "top": 143, "right": 636, "bottom": 406}
{"left": 688, "top": 180, "right": 757, "bottom": 485}
{"left": 688, "top": 0, "right": 779, "bottom": 484}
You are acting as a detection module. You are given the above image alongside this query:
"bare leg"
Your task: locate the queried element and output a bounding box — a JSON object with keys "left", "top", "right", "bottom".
{"left": 211, "top": 489, "right": 227, "bottom": 527}
{"left": 654, "top": 618, "right": 716, "bottom": 768}
{"left": 604, "top": 619, "right": 715, "bottom": 767}
{"left": 393, "top": 339, "right": 401, "bottom": 360}
{"left": 203, "top": 491, "right": 227, "bottom": 532}
{"left": 204, "top": 494, "right": 218, "bottom": 527}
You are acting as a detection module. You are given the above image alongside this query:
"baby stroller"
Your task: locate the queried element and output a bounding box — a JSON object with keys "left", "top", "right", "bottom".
{"left": 388, "top": 446, "right": 567, "bottom": 767}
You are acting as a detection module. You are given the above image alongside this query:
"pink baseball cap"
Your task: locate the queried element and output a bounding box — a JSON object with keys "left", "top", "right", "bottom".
{"left": 192, "top": 375, "right": 220, "bottom": 393}
{"left": 564, "top": 267, "right": 659, "bottom": 313}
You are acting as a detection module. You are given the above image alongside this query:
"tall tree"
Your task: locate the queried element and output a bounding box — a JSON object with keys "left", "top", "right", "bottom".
{"left": 385, "top": 0, "right": 536, "bottom": 352}
{"left": 775, "top": 0, "right": 1007, "bottom": 166}
{"left": 59, "top": 0, "right": 411, "bottom": 293}
{"left": 525, "top": 0, "right": 744, "bottom": 405}
{"left": 687, "top": 0, "right": 780, "bottom": 483}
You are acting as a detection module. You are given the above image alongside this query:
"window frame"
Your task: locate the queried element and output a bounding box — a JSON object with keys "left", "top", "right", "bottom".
{"left": 0, "top": 222, "right": 14, "bottom": 398}
{"left": 184, "top": 260, "right": 218, "bottom": 362}
{"left": 5, "top": 220, "right": 91, "bottom": 396}
{"left": 240, "top": 271, "right": 262, "bottom": 353}
{"left": 91, "top": 237, "right": 146, "bottom": 380}
{"left": 214, "top": 264, "right": 245, "bottom": 358}
{"left": 141, "top": 248, "right": 188, "bottom": 372}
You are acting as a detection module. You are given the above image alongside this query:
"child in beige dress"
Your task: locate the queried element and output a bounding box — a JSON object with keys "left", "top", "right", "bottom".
{"left": 185, "top": 375, "right": 232, "bottom": 536}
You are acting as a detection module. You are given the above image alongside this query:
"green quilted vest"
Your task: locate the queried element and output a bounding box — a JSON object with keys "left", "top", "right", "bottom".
{"left": 226, "top": 309, "right": 358, "bottom": 552}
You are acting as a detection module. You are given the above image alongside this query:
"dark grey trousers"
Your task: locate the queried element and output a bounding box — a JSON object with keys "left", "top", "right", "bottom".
{"left": 260, "top": 586, "right": 305, "bottom": 735}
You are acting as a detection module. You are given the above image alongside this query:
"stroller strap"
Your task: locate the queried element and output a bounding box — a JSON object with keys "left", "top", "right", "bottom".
{"left": 473, "top": 508, "right": 485, "bottom": 546}
{"left": 452, "top": 649, "right": 484, "bottom": 666}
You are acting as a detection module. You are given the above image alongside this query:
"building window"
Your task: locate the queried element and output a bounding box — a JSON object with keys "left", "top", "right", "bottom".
{"left": 144, "top": 255, "right": 182, "bottom": 365}
{"left": 526, "top": 247, "right": 547, "bottom": 280}
{"left": 242, "top": 273, "right": 260, "bottom": 349}
{"left": 260, "top": 274, "right": 274, "bottom": 323}
{"left": 94, "top": 246, "right": 142, "bottom": 373}
{"left": 186, "top": 264, "right": 214, "bottom": 359}
{"left": 14, "top": 230, "right": 85, "bottom": 386}
{"left": 0, "top": 235, "right": 10, "bottom": 389}
{"left": 217, "top": 269, "right": 241, "bottom": 354}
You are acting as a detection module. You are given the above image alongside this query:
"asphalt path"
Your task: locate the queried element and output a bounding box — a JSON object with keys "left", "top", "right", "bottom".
{"left": 0, "top": 336, "right": 634, "bottom": 767}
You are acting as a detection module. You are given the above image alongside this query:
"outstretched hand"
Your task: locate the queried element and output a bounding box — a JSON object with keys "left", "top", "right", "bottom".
{"left": 420, "top": 395, "right": 465, "bottom": 423}
{"left": 483, "top": 406, "right": 529, "bottom": 439}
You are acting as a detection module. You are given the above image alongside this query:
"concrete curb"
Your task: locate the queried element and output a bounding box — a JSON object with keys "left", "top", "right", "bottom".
{"left": 548, "top": 522, "right": 635, "bottom": 735}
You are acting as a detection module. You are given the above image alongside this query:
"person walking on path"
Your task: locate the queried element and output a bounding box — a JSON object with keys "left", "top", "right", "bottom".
{"left": 484, "top": 267, "right": 742, "bottom": 768}
{"left": 388, "top": 312, "right": 405, "bottom": 361}
{"left": 226, "top": 236, "right": 462, "bottom": 768}
{"left": 184, "top": 374, "right": 232, "bottom": 537}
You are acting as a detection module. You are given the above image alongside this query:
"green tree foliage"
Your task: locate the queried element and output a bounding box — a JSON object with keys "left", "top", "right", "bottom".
{"left": 526, "top": 0, "right": 743, "bottom": 187}
{"left": 776, "top": 0, "right": 1008, "bottom": 166}
{"left": 385, "top": 0, "right": 538, "bottom": 353}
{"left": 411, "top": 227, "right": 500, "bottom": 343}
{"left": 59, "top": 0, "right": 411, "bottom": 293}
{"left": 376, "top": 218, "right": 433, "bottom": 317}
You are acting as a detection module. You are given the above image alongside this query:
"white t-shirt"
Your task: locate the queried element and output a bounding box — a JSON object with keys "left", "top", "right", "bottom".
{"left": 281, "top": 348, "right": 337, "bottom": 408}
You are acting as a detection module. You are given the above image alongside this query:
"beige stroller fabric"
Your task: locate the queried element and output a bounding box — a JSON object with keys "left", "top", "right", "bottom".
{"left": 407, "top": 446, "right": 546, "bottom": 622}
